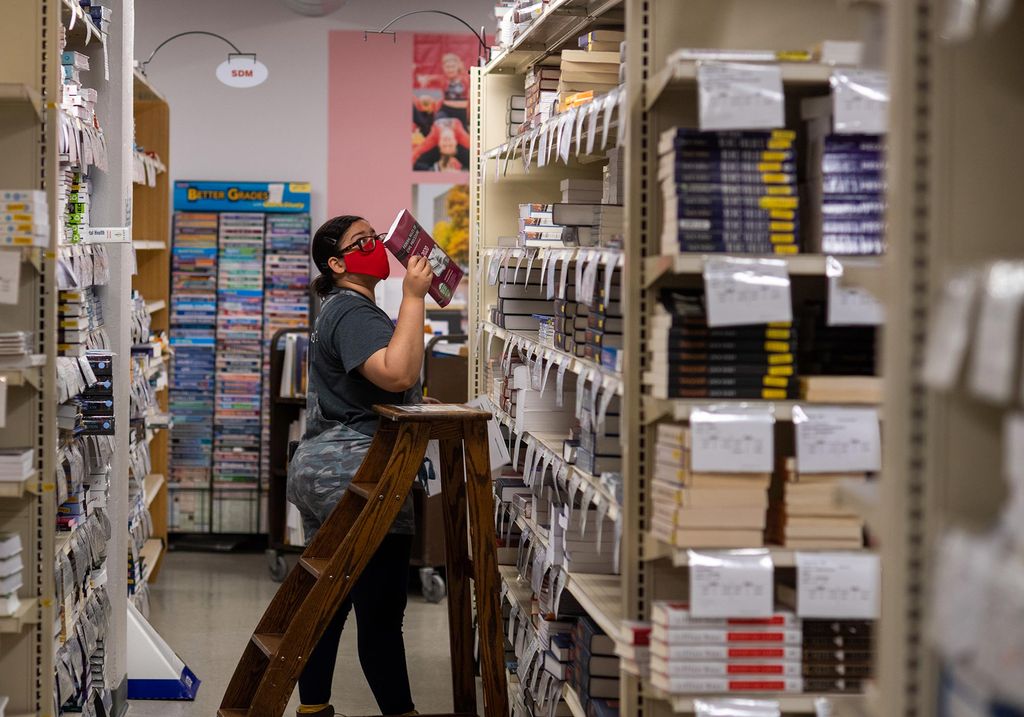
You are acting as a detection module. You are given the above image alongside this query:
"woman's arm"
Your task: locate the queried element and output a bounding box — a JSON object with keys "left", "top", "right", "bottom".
{"left": 359, "top": 256, "right": 433, "bottom": 392}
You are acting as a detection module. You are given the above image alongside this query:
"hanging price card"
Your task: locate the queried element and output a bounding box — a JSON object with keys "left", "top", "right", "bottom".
{"left": 690, "top": 406, "right": 775, "bottom": 473}
{"left": 831, "top": 69, "right": 889, "bottom": 135}
{"left": 796, "top": 552, "right": 880, "bottom": 619}
{"left": 688, "top": 549, "right": 774, "bottom": 617}
{"left": 698, "top": 62, "right": 785, "bottom": 131}
{"left": 703, "top": 257, "right": 792, "bottom": 327}
{"left": 826, "top": 257, "right": 884, "bottom": 326}
{"left": 793, "top": 406, "right": 881, "bottom": 473}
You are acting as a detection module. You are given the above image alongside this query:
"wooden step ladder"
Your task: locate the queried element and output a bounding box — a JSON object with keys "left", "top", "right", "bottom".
{"left": 219, "top": 404, "right": 508, "bottom": 717}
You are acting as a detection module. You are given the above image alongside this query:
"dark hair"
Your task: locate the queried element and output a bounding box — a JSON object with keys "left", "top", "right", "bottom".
{"left": 310, "top": 215, "right": 364, "bottom": 298}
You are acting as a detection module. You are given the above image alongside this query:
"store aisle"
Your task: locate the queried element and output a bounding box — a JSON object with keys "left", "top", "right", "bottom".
{"left": 130, "top": 552, "right": 459, "bottom": 716}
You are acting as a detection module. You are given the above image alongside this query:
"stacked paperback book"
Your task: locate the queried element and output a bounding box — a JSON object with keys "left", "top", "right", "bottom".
{"left": 649, "top": 290, "right": 798, "bottom": 400}
{"left": 567, "top": 616, "right": 620, "bottom": 712}
{"left": 518, "top": 204, "right": 563, "bottom": 248}
{"left": 767, "top": 457, "right": 868, "bottom": 549}
{"left": 0, "top": 449, "right": 33, "bottom": 486}
{"left": 557, "top": 49, "right": 621, "bottom": 109}
{"left": 0, "top": 534, "right": 21, "bottom": 617}
{"left": 490, "top": 265, "right": 552, "bottom": 332}
{"left": 58, "top": 287, "right": 106, "bottom": 357}
{"left": 524, "top": 61, "right": 560, "bottom": 128}
{"left": 169, "top": 212, "right": 218, "bottom": 499}
{"left": 651, "top": 424, "right": 770, "bottom": 548}
{"left": 0, "top": 189, "right": 48, "bottom": 248}
{"left": 797, "top": 301, "right": 877, "bottom": 377}
{"left": 0, "top": 332, "right": 37, "bottom": 368}
{"left": 659, "top": 127, "right": 800, "bottom": 256}
{"left": 214, "top": 213, "right": 265, "bottom": 490}
{"left": 650, "top": 601, "right": 804, "bottom": 695}
{"left": 507, "top": 94, "right": 526, "bottom": 138}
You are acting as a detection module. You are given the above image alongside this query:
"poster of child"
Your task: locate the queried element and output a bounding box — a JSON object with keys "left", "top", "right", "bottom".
{"left": 412, "top": 34, "right": 479, "bottom": 172}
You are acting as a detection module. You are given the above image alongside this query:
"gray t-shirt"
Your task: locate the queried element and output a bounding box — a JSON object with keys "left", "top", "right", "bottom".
{"left": 308, "top": 288, "right": 420, "bottom": 435}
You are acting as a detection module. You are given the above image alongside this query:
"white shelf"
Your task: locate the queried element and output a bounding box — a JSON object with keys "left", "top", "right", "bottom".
{"left": 0, "top": 82, "right": 43, "bottom": 121}
{"left": 143, "top": 474, "right": 165, "bottom": 508}
{"left": 0, "top": 471, "right": 38, "bottom": 499}
{"left": 0, "top": 366, "right": 42, "bottom": 391}
{"left": 144, "top": 299, "right": 166, "bottom": 314}
{"left": 644, "top": 254, "right": 883, "bottom": 287}
{"left": 648, "top": 688, "right": 865, "bottom": 714}
{"left": 643, "top": 533, "right": 875, "bottom": 568}
{"left": 139, "top": 538, "right": 163, "bottom": 586}
{"left": 642, "top": 395, "right": 881, "bottom": 424}
{"left": 482, "top": 322, "right": 623, "bottom": 393}
{"left": 484, "top": 0, "right": 623, "bottom": 76}
{"left": 646, "top": 60, "right": 835, "bottom": 111}
{"left": 0, "top": 598, "right": 38, "bottom": 634}
{"left": 562, "top": 684, "right": 587, "bottom": 717}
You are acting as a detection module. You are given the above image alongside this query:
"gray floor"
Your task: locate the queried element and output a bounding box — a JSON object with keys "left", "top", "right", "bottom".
{"left": 129, "top": 551, "right": 458, "bottom": 716}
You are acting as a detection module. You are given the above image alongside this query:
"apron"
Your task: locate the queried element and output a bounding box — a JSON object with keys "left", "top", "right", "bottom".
{"left": 286, "top": 292, "right": 416, "bottom": 541}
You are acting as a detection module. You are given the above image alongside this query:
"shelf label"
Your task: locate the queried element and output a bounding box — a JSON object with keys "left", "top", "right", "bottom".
{"left": 698, "top": 61, "right": 785, "bottom": 131}
{"left": 688, "top": 549, "right": 774, "bottom": 617}
{"left": 831, "top": 69, "right": 889, "bottom": 135}
{"left": 826, "top": 257, "right": 884, "bottom": 326}
{"left": 690, "top": 406, "right": 775, "bottom": 473}
{"left": 83, "top": 227, "right": 130, "bottom": 244}
{"left": 793, "top": 406, "right": 881, "bottom": 473}
{"left": 703, "top": 257, "right": 792, "bottom": 327}
{"left": 0, "top": 252, "right": 20, "bottom": 305}
{"left": 796, "top": 551, "right": 880, "bottom": 619}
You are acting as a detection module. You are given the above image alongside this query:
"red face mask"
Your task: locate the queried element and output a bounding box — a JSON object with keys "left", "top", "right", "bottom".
{"left": 342, "top": 240, "right": 391, "bottom": 280}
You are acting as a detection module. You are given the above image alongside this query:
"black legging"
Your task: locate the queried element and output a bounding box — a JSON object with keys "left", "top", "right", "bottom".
{"left": 298, "top": 533, "right": 415, "bottom": 714}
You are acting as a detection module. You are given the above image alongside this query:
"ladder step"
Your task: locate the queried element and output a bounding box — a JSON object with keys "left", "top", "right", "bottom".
{"left": 217, "top": 710, "right": 249, "bottom": 717}
{"left": 347, "top": 483, "right": 372, "bottom": 500}
{"left": 251, "top": 632, "right": 284, "bottom": 658}
{"left": 299, "top": 556, "right": 328, "bottom": 578}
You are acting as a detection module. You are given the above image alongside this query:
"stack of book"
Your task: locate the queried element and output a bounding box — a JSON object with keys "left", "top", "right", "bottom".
{"left": 649, "top": 601, "right": 804, "bottom": 695}
{"left": 0, "top": 189, "right": 48, "bottom": 248}
{"left": 0, "top": 332, "right": 35, "bottom": 368}
{"left": 800, "top": 618, "right": 874, "bottom": 693}
{"left": 604, "top": 145, "right": 626, "bottom": 205}
{"left": 578, "top": 30, "right": 625, "bottom": 53}
{"left": 503, "top": 361, "right": 576, "bottom": 437}
{"left": 78, "top": 350, "right": 114, "bottom": 435}
{"left": 562, "top": 178, "right": 605, "bottom": 204}
{"left": 803, "top": 97, "right": 885, "bottom": 255}
{"left": 767, "top": 457, "right": 868, "bottom": 549}
{"left": 549, "top": 203, "right": 621, "bottom": 248}
{"left": 525, "top": 62, "right": 560, "bottom": 128}
{"left": 568, "top": 616, "right": 620, "bottom": 710}
{"left": 0, "top": 534, "right": 21, "bottom": 617}
{"left": 214, "top": 213, "right": 265, "bottom": 495}
{"left": 557, "top": 50, "right": 621, "bottom": 106}
{"left": 0, "top": 449, "right": 33, "bottom": 484}
{"left": 649, "top": 290, "right": 798, "bottom": 400}
{"left": 554, "top": 504, "right": 618, "bottom": 575}
{"left": 507, "top": 94, "right": 526, "bottom": 137}
{"left": 618, "top": 621, "right": 652, "bottom": 680}
{"left": 583, "top": 288, "right": 623, "bottom": 363}
{"left": 577, "top": 408, "right": 622, "bottom": 477}
{"left": 659, "top": 127, "right": 800, "bottom": 256}
{"left": 261, "top": 213, "right": 311, "bottom": 490}
{"left": 82, "top": 1, "right": 113, "bottom": 33}
{"left": 518, "top": 203, "right": 564, "bottom": 248}
{"left": 797, "top": 301, "right": 877, "bottom": 377}
{"left": 58, "top": 287, "right": 105, "bottom": 357}
{"left": 490, "top": 264, "right": 555, "bottom": 331}
{"left": 169, "top": 212, "right": 218, "bottom": 492}
{"left": 651, "top": 424, "right": 770, "bottom": 548}
{"left": 554, "top": 297, "right": 587, "bottom": 357}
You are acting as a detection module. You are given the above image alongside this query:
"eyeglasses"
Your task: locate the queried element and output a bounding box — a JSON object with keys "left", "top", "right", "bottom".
{"left": 336, "top": 232, "right": 385, "bottom": 255}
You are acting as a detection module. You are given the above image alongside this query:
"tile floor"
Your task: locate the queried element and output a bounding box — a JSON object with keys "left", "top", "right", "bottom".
{"left": 129, "top": 551, "right": 459, "bottom": 716}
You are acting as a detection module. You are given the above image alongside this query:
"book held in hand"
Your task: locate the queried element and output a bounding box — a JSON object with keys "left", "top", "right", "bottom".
{"left": 383, "top": 209, "right": 464, "bottom": 307}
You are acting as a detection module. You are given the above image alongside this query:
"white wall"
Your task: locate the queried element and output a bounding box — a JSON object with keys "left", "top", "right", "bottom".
{"left": 135, "top": 0, "right": 493, "bottom": 228}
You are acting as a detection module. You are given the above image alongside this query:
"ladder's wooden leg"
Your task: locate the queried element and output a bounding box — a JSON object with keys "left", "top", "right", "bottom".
{"left": 438, "top": 434, "right": 477, "bottom": 715}
{"left": 462, "top": 419, "right": 509, "bottom": 717}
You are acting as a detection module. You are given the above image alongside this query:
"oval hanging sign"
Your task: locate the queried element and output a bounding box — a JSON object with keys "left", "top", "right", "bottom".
{"left": 216, "top": 55, "right": 268, "bottom": 88}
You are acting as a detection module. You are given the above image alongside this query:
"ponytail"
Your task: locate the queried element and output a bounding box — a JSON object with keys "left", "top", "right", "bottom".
{"left": 311, "top": 272, "right": 337, "bottom": 298}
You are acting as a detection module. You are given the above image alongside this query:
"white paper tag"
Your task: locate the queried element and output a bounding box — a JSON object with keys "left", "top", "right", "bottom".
{"left": 831, "top": 69, "right": 889, "bottom": 135}
{"left": 0, "top": 252, "right": 20, "bottom": 304}
{"left": 556, "top": 358, "right": 568, "bottom": 408}
{"left": 698, "top": 61, "right": 785, "bottom": 131}
{"left": 586, "top": 102, "right": 600, "bottom": 154}
{"left": 601, "top": 92, "right": 616, "bottom": 149}
{"left": 689, "top": 549, "right": 775, "bottom": 617}
{"left": 575, "top": 103, "right": 588, "bottom": 156}
{"left": 690, "top": 406, "right": 775, "bottom": 473}
{"left": 467, "top": 396, "right": 511, "bottom": 471}
{"left": 793, "top": 406, "right": 882, "bottom": 473}
{"left": 558, "top": 250, "right": 572, "bottom": 299}
{"left": 796, "top": 552, "right": 881, "bottom": 619}
{"left": 704, "top": 256, "right": 792, "bottom": 327}
{"left": 826, "top": 257, "right": 884, "bottom": 326}
{"left": 0, "top": 376, "right": 6, "bottom": 429}
{"left": 969, "top": 262, "right": 1024, "bottom": 404}
{"left": 922, "top": 272, "right": 978, "bottom": 390}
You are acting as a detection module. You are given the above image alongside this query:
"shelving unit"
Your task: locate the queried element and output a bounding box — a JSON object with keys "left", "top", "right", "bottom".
{"left": 0, "top": 0, "right": 134, "bottom": 714}
{"left": 473, "top": 2, "right": 887, "bottom": 716}
{"left": 131, "top": 65, "right": 171, "bottom": 571}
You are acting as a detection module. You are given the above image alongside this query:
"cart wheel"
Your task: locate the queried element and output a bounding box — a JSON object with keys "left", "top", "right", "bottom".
{"left": 420, "top": 568, "right": 446, "bottom": 603}
{"left": 268, "top": 551, "right": 288, "bottom": 583}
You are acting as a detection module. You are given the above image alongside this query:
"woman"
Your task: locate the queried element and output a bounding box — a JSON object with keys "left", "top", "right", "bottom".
{"left": 287, "top": 215, "right": 433, "bottom": 717}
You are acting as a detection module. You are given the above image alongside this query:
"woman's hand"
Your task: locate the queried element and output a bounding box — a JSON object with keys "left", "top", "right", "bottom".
{"left": 422, "top": 396, "right": 442, "bottom": 404}
{"left": 403, "top": 255, "right": 433, "bottom": 299}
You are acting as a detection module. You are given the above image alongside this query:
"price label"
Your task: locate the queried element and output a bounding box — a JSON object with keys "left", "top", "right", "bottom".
{"left": 703, "top": 257, "right": 792, "bottom": 327}
{"left": 796, "top": 552, "right": 880, "bottom": 619}
{"left": 826, "top": 257, "right": 884, "bottom": 326}
{"left": 688, "top": 549, "right": 774, "bottom": 617}
{"left": 831, "top": 69, "right": 889, "bottom": 135}
{"left": 698, "top": 61, "right": 785, "bottom": 131}
{"left": 690, "top": 407, "right": 775, "bottom": 473}
{"left": 793, "top": 406, "right": 881, "bottom": 473}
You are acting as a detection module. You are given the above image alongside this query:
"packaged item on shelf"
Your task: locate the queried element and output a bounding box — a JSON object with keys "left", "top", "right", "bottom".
{"left": 557, "top": 50, "right": 621, "bottom": 105}
{"left": 766, "top": 457, "right": 869, "bottom": 549}
{"left": 0, "top": 449, "right": 34, "bottom": 482}
{"left": 507, "top": 93, "right": 527, "bottom": 137}
{"left": 518, "top": 203, "right": 564, "bottom": 247}
{"left": 648, "top": 290, "right": 798, "bottom": 400}
{"left": 0, "top": 189, "right": 49, "bottom": 247}
{"left": 578, "top": 30, "right": 626, "bottom": 54}
{"left": 568, "top": 616, "right": 620, "bottom": 708}
{"left": 659, "top": 127, "right": 800, "bottom": 256}
{"left": 524, "top": 61, "right": 561, "bottom": 127}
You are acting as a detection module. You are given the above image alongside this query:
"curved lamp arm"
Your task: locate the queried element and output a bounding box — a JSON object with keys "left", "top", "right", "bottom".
{"left": 140, "top": 31, "right": 249, "bottom": 72}
{"left": 365, "top": 10, "right": 487, "bottom": 59}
